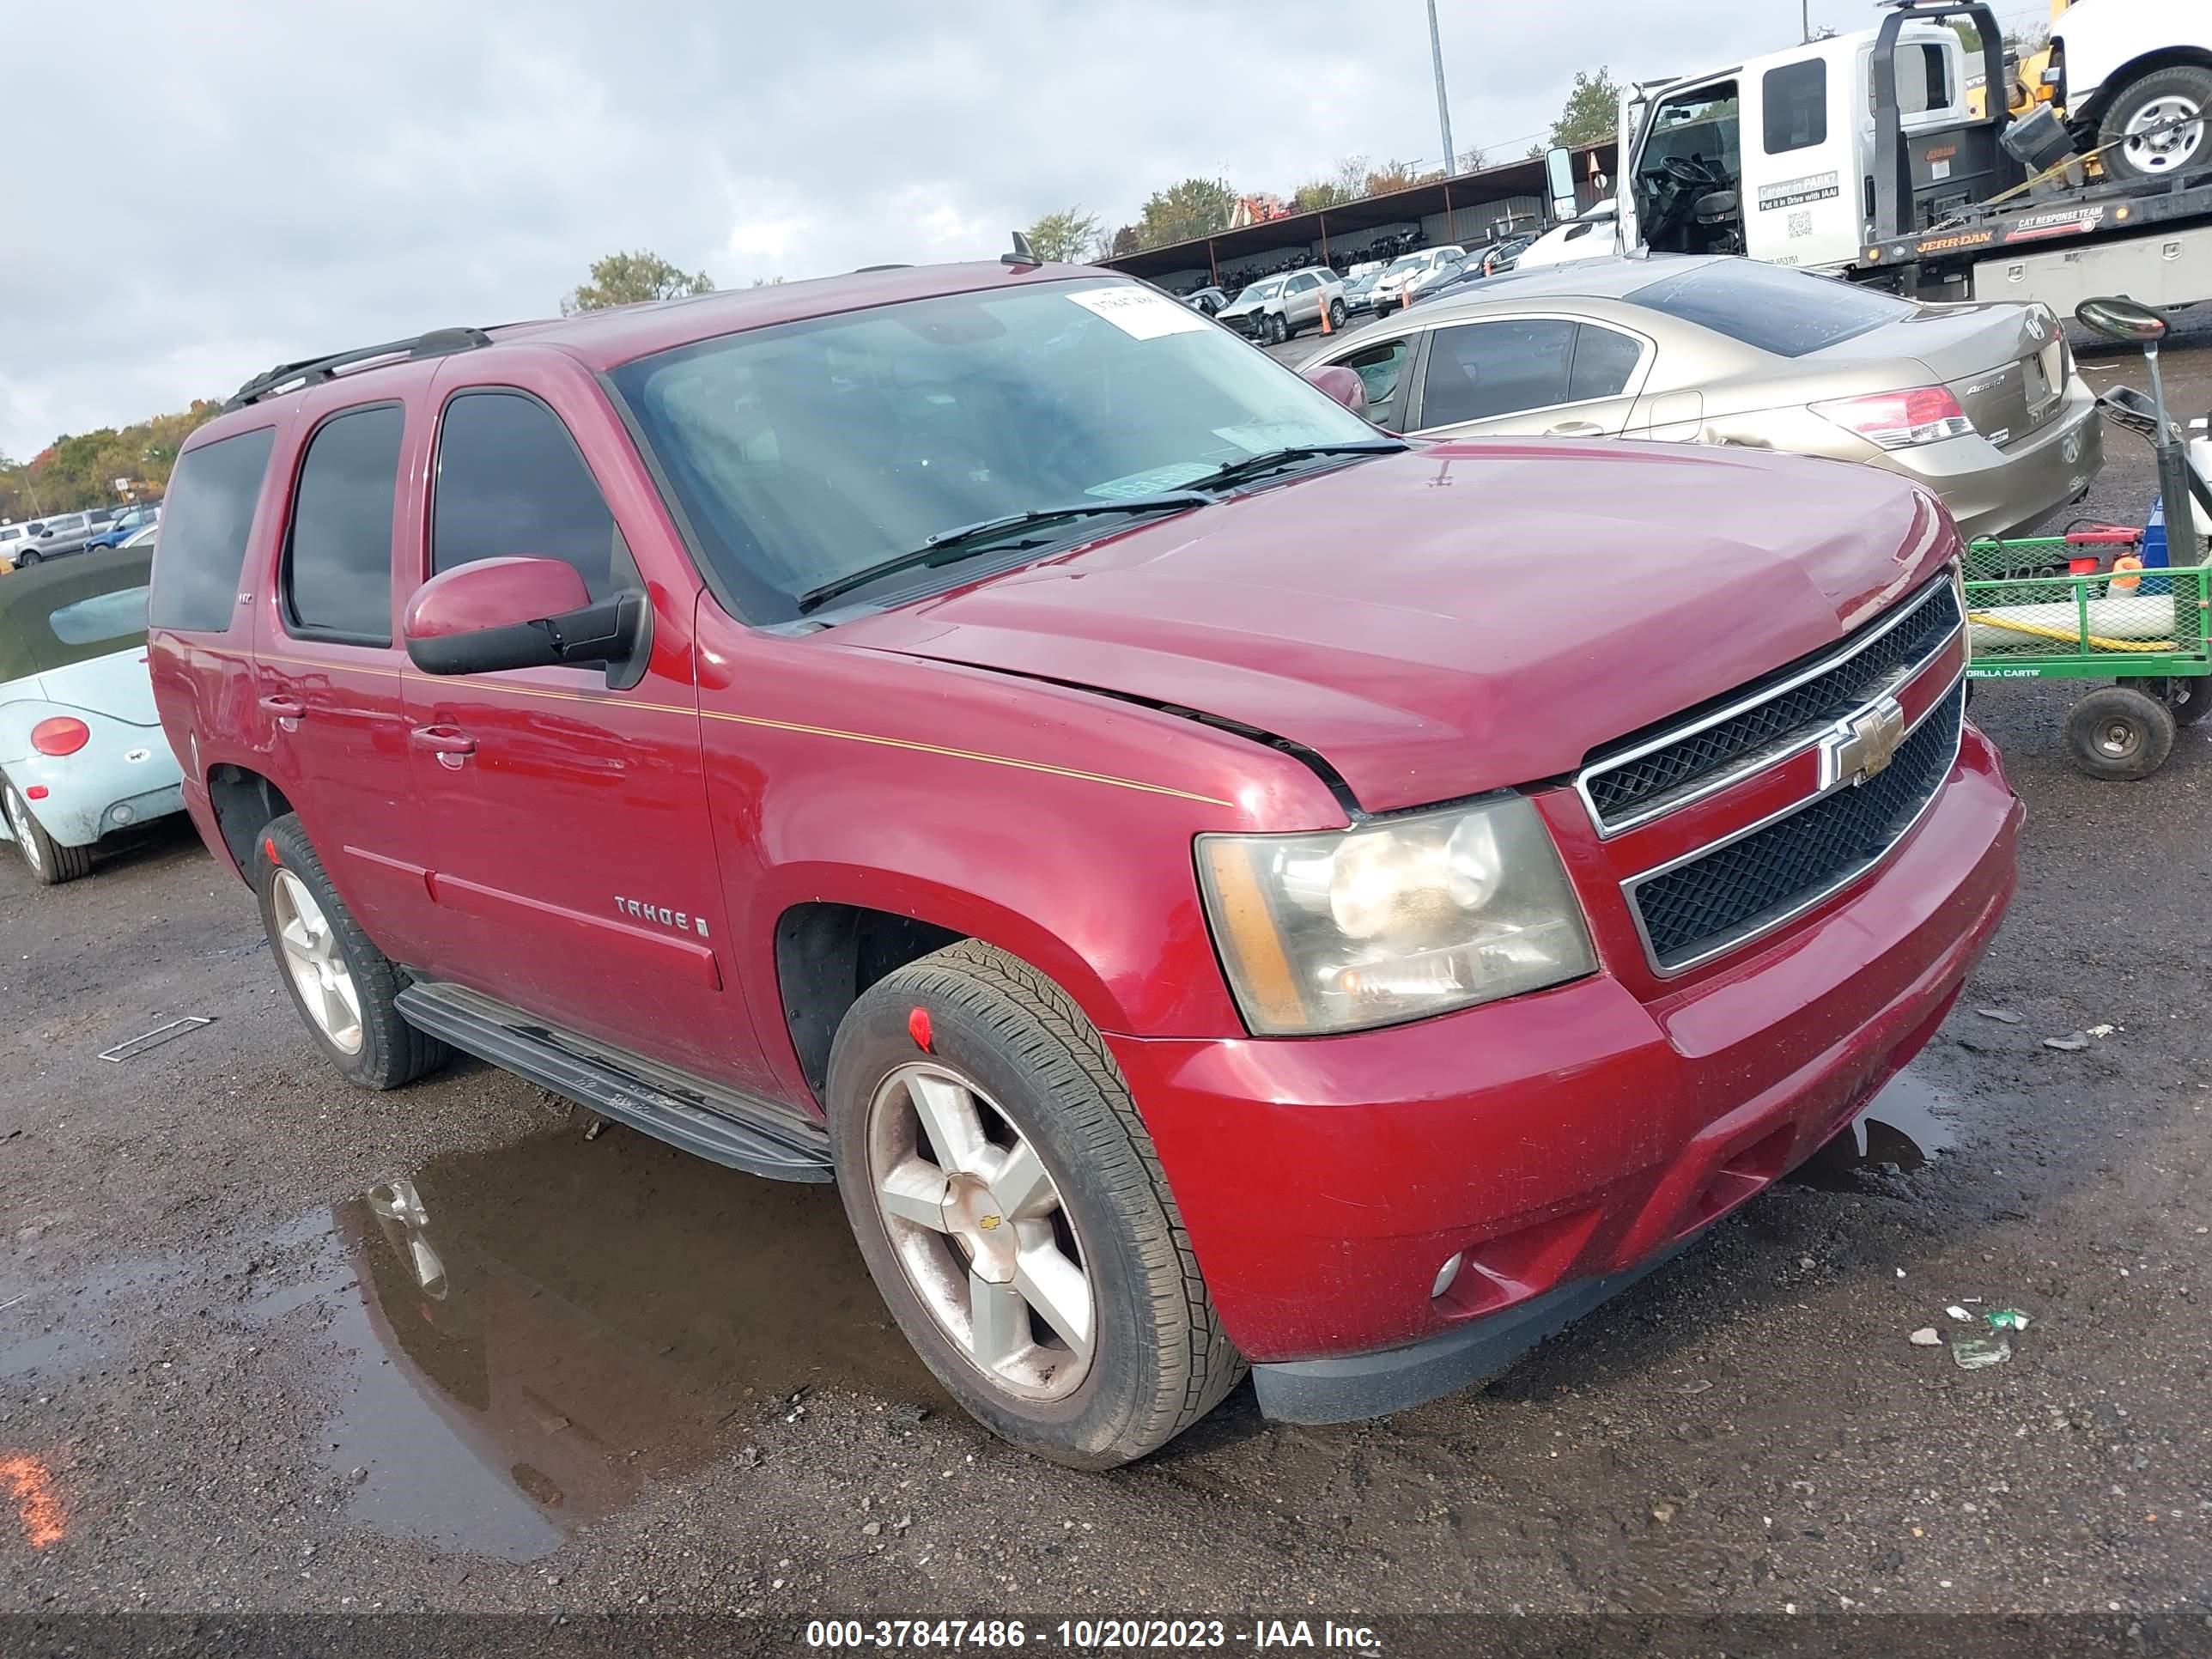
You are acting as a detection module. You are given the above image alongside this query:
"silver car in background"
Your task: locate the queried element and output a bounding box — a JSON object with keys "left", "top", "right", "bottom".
{"left": 1304, "top": 255, "right": 2103, "bottom": 541}
{"left": 1216, "top": 267, "right": 1347, "bottom": 344}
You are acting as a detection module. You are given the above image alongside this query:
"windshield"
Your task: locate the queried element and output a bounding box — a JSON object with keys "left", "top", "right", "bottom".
{"left": 610, "top": 278, "right": 1379, "bottom": 620}
{"left": 1382, "top": 256, "right": 1425, "bottom": 276}
{"left": 1231, "top": 278, "right": 1284, "bottom": 304}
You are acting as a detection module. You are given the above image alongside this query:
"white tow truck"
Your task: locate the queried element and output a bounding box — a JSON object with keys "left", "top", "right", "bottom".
{"left": 1581, "top": 0, "right": 2212, "bottom": 313}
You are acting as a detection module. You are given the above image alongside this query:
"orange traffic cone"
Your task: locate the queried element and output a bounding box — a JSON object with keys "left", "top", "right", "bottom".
{"left": 1319, "top": 301, "right": 1333, "bottom": 336}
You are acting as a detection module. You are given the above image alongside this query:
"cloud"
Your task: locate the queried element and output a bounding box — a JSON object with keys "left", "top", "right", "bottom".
{"left": 3, "top": 0, "right": 1869, "bottom": 457}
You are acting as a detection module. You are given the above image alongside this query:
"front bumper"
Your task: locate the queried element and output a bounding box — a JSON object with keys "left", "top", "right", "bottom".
{"left": 1108, "top": 727, "right": 2021, "bottom": 1417}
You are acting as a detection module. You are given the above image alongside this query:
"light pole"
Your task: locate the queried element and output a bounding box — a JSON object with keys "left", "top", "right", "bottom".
{"left": 1426, "top": 0, "right": 1456, "bottom": 173}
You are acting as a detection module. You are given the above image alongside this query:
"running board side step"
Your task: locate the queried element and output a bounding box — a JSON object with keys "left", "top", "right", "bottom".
{"left": 393, "top": 980, "right": 832, "bottom": 1183}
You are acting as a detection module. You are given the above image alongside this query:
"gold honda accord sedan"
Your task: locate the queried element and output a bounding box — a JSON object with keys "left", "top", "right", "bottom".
{"left": 1301, "top": 254, "right": 2102, "bottom": 542}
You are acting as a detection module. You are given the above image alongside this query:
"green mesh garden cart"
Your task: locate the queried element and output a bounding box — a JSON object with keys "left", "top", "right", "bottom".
{"left": 1963, "top": 541, "right": 2211, "bottom": 779}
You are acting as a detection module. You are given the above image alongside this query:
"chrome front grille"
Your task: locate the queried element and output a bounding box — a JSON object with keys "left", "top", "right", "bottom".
{"left": 1626, "top": 683, "right": 1966, "bottom": 973}
{"left": 1573, "top": 573, "right": 1968, "bottom": 976}
{"left": 1578, "top": 578, "right": 1963, "bottom": 836}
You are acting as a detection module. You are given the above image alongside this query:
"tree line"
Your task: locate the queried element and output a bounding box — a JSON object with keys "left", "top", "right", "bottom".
{"left": 0, "top": 403, "right": 222, "bottom": 523}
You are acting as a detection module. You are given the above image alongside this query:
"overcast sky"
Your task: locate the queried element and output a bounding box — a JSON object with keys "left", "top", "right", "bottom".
{"left": 3, "top": 0, "right": 2046, "bottom": 459}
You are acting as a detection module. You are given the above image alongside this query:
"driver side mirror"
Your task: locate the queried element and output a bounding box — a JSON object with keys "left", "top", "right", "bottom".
{"left": 1302, "top": 364, "right": 1370, "bottom": 417}
{"left": 2075, "top": 295, "right": 2168, "bottom": 345}
{"left": 403, "top": 556, "right": 651, "bottom": 690}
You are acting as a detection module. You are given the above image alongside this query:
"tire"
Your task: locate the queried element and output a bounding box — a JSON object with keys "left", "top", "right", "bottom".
{"left": 827, "top": 939, "right": 1243, "bottom": 1468}
{"left": 3, "top": 775, "right": 93, "bottom": 885}
{"left": 2097, "top": 65, "right": 2212, "bottom": 184}
{"left": 252, "top": 813, "right": 449, "bottom": 1089}
{"left": 15, "top": 549, "right": 40, "bottom": 568}
{"left": 2064, "top": 685, "right": 2176, "bottom": 780}
{"left": 1328, "top": 299, "right": 1346, "bottom": 331}
{"left": 1267, "top": 312, "right": 1288, "bottom": 346}
{"left": 2171, "top": 676, "right": 2212, "bottom": 727}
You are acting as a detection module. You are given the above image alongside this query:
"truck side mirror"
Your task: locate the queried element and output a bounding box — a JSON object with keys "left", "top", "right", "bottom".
{"left": 2074, "top": 295, "right": 2167, "bottom": 345}
{"left": 1543, "top": 146, "right": 1577, "bottom": 219}
{"left": 403, "top": 556, "right": 651, "bottom": 690}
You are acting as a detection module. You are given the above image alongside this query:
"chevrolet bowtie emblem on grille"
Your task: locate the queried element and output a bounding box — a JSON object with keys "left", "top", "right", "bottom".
{"left": 1827, "top": 695, "right": 1906, "bottom": 786}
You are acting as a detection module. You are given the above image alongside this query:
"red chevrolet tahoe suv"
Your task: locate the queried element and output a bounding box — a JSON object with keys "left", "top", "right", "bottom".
{"left": 148, "top": 260, "right": 2021, "bottom": 1467}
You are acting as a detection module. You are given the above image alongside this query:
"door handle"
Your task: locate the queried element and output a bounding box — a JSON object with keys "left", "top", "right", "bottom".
{"left": 259, "top": 693, "right": 304, "bottom": 732}
{"left": 1546, "top": 421, "right": 1608, "bottom": 437}
{"left": 410, "top": 724, "right": 477, "bottom": 763}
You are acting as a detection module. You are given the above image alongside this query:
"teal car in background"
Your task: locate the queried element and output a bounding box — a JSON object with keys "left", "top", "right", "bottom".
{"left": 0, "top": 547, "right": 185, "bottom": 884}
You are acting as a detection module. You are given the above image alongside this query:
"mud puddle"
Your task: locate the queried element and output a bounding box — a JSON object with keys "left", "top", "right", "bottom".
{"left": 253, "top": 1125, "right": 934, "bottom": 1561}
{"left": 1794, "top": 1066, "right": 1963, "bottom": 1188}
{"left": 0, "top": 1248, "right": 193, "bottom": 1385}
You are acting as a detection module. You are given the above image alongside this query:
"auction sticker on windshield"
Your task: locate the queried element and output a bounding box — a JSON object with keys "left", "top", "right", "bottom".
{"left": 1068, "top": 285, "right": 1210, "bottom": 340}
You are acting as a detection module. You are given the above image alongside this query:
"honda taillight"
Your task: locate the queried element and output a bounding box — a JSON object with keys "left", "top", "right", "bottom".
{"left": 30, "top": 717, "right": 90, "bottom": 757}
{"left": 1812, "top": 386, "right": 1977, "bottom": 450}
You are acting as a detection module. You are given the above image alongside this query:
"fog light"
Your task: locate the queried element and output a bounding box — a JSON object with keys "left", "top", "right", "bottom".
{"left": 112, "top": 804, "right": 135, "bottom": 824}
{"left": 1431, "top": 1251, "right": 1467, "bottom": 1299}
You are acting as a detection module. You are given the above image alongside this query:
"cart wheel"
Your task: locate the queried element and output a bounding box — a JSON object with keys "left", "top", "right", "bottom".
{"left": 2166, "top": 677, "right": 2212, "bottom": 728}
{"left": 2065, "top": 687, "right": 2176, "bottom": 781}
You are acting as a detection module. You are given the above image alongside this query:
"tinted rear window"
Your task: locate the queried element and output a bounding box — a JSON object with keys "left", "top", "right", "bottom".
{"left": 149, "top": 427, "right": 276, "bottom": 631}
{"left": 1625, "top": 261, "right": 1913, "bottom": 357}
{"left": 283, "top": 404, "right": 404, "bottom": 644}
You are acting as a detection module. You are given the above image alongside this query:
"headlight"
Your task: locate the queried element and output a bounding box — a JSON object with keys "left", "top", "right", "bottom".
{"left": 1197, "top": 795, "right": 1596, "bottom": 1036}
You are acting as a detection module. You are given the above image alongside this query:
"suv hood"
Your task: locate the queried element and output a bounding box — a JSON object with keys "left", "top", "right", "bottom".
{"left": 836, "top": 441, "right": 1954, "bottom": 816}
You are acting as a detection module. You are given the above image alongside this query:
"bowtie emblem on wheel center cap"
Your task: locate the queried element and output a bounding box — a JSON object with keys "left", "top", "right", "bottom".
{"left": 942, "top": 1172, "right": 1018, "bottom": 1281}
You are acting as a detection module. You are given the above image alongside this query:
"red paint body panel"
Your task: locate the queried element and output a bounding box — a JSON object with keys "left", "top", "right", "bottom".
{"left": 836, "top": 442, "right": 1956, "bottom": 813}
{"left": 1110, "top": 728, "right": 2020, "bottom": 1361}
{"left": 146, "top": 260, "right": 2023, "bottom": 1385}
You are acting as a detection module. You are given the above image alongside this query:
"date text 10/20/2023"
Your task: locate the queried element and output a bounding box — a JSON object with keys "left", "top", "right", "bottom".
{"left": 804, "top": 1618, "right": 1385, "bottom": 1652}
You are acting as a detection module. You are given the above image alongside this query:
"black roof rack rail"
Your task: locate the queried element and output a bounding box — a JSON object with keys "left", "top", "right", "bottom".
{"left": 222, "top": 325, "right": 495, "bottom": 411}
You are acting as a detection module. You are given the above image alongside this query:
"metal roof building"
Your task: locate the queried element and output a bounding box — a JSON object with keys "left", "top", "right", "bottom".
{"left": 1100, "top": 141, "right": 1617, "bottom": 295}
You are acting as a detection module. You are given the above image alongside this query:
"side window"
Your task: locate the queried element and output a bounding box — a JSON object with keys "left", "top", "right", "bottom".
{"left": 1416, "top": 319, "right": 1576, "bottom": 428}
{"left": 283, "top": 404, "right": 405, "bottom": 645}
{"left": 432, "top": 392, "right": 629, "bottom": 599}
{"left": 1885, "top": 44, "right": 1954, "bottom": 117}
{"left": 1763, "top": 60, "right": 1827, "bottom": 153}
{"left": 1566, "top": 326, "right": 1645, "bottom": 402}
{"left": 1336, "top": 338, "right": 1415, "bottom": 432}
{"left": 147, "top": 426, "right": 276, "bottom": 633}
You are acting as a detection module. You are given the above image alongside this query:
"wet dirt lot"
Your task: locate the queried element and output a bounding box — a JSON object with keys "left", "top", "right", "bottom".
{"left": 3, "top": 323, "right": 2211, "bottom": 1633}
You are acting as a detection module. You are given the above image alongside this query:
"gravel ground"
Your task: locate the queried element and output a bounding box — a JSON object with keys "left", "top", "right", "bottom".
{"left": 2, "top": 319, "right": 2209, "bottom": 1639}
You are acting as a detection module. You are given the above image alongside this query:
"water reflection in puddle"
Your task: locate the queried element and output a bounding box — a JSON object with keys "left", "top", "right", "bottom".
{"left": 1796, "top": 1066, "right": 1963, "bottom": 1188}
{"left": 264, "top": 1126, "right": 932, "bottom": 1561}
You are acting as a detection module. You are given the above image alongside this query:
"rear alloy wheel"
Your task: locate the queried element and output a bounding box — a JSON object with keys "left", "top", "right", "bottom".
{"left": 2064, "top": 685, "right": 2176, "bottom": 781}
{"left": 1328, "top": 299, "right": 1347, "bottom": 331}
{"left": 253, "top": 813, "right": 449, "bottom": 1088}
{"left": 2099, "top": 67, "right": 2212, "bottom": 183}
{"left": 829, "top": 940, "right": 1243, "bottom": 1468}
{"left": 3, "top": 776, "right": 92, "bottom": 885}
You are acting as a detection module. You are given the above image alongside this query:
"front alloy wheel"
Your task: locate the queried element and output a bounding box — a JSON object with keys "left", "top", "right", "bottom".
{"left": 828, "top": 940, "right": 1243, "bottom": 1468}
{"left": 868, "top": 1061, "right": 1093, "bottom": 1398}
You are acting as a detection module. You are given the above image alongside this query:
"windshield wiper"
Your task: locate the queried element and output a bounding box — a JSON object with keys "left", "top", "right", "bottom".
{"left": 1180, "top": 440, "right": 1406, "bottom": 495}
{"left": 794, "top": 491, "right": 1212, "bottom": 612}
